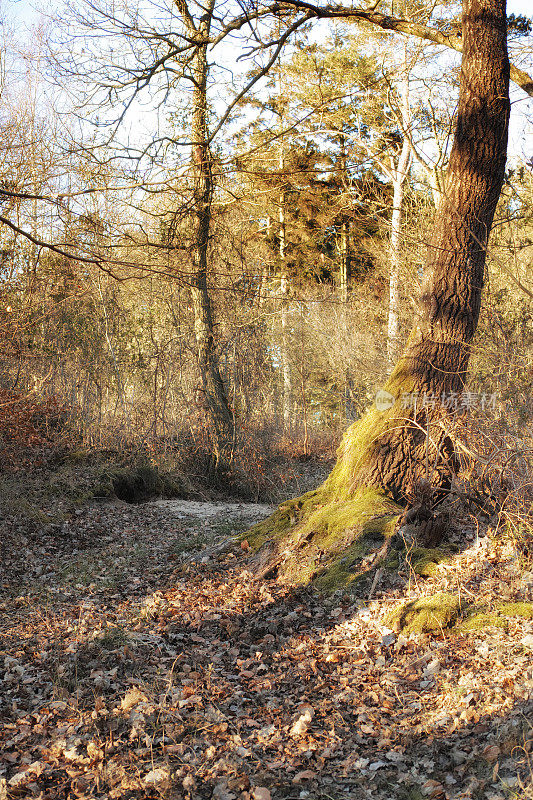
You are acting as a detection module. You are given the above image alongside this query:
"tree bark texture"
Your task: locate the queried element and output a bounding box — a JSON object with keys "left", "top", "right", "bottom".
{"left": 186, "top": 5, "right": 234, "bottom": 466}
{"left": 336, "top": 0, "right": 510, "bottom": 502}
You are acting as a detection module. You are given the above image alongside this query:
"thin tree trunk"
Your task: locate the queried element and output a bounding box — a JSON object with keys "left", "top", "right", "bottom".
{"left": 339, "top": 220, "right": 350, "bottom": 305}
{"left": 280, "top": 253, "right": 292, "bottom": 431}
{"left": 186, "top": 8, "right": 234, "bottom": 469}
{"left": 278, "top": 135, "right": 292, "bottom": 431}
{"left": 338, "top": 134, "right": 352, "bottom": 420}
{"left": 387, "top": 59, "right": 412, "bottom": 367}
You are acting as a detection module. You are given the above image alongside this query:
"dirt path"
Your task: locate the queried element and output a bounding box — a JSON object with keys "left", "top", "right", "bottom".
{"left": 151, "top": 499, "right": 275, "bottom": 520}
{"left": 0, "top": 499, "right": 532, "bottom": 799}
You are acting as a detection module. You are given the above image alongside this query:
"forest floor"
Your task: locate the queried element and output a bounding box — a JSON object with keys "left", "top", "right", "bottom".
{"left": 0, "top": 494, "right": 532, "bottom": 800}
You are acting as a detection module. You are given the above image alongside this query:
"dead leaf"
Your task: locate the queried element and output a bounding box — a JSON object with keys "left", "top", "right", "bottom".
{"left": 183, "top": 774, "right": 197, "bottom": 792}
{"left": 121, "top": 687, "right": 147, "bottom": 713}
{"left": 87, "top": 741, "right": 104, "bottom": 762}
{"left": 422, "top": 779, "right": 445, "bottom": 798}
{"left": 213, "top": 779, "right": 237, "bottom": 800}
{"left": 289, "top": 704, "right": 314, "bottom": 738}
{"left": 251, "top": 789, "right": 271, "bottom": 800}
{"left": 143, "top": 767, "right": 169, "bottom": 786}
{"left": 483, "top": 745, "right": 500, "bottom": 762}
{"left": 293, "top": 770, "right": 317, "bottom": 782}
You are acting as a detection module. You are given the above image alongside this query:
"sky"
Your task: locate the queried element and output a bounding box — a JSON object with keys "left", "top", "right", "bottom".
{"left": 506, "top": 0, "right": 533, "bottom": 161}
{"left": 2, "top": 0, "right": 532, "bottom": 164}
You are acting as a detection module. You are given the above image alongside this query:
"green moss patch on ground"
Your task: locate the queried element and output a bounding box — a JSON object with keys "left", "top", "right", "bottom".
{"left": 389, "top": 592, "right": 462, "bottom": 634}
{"left": 313, "top": 539, "right": 377, "bottom": 591}
{"left": 454, "top": 612, "right": 509, "bottom": 633}
{"left": 408, "top": 546, "right": 455, "bottom": 577}
{"left": 496, "top": 601, "right": 533, "bottom": 619}
{"left": 453, "top": 600, "right": 533, "bottom": 633}
{"left": 389, "top": 596, "right": 533, "bottom": 636}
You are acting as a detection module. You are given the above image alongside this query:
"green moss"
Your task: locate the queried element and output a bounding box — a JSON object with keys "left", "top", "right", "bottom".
{"left": 280, "top": 489, "right": 399, "bottom": 586}
{"left": 313, "top": 540, "right": 371, "bottom": 591}
{"left": 455, "top": 613, "right": 508, "bottom": 633}
{"left": 405, "top": 791, "right": 425, "bottom": 800}
{"left": 408, "top": 547, "right": 454, "bottom": 577}
{"left": 382, "top": 549, "right": 400, "bottom": 570}
{"left": 390, "top": 592, "right": 462, "bottom": 634}
{"left": 319, "top": 350, "right": 429, "bottom": 506}
{"left": 322, "top": 408, "right": 394, "bottom": 503}
{"left": 243, "top": 490, "right": 321, "bottom": 551}
{"left": 496, "top": 601, "right": 533, "bottom": 619}
{"left": 243, "top": 482, "right": 401, "bottom": 589}
{"left": 362, "top": 514, "right": 398, "bottom": 538}
{"left": 296, "top": 488, "right": 397, "bottom": 547}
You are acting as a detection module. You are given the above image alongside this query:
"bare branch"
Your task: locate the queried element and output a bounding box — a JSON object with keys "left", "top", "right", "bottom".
{"left": 276, "top": 0, "right": 533, "bottom": 97}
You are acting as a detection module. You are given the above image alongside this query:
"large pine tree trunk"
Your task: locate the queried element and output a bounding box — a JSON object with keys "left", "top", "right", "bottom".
{"left": 337, "top": 0, "right": 510, "bottom": 502}
{"left": 247, "top": 0, "right": 510, "bottom": 585}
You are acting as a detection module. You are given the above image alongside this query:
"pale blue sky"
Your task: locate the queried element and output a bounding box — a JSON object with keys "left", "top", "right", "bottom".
{"left": 2, "top": 0, "right": 532, "bottom": 163}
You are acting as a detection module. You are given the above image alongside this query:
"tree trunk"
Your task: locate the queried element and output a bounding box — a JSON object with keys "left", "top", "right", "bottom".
{"left": 188, "top": 12, "right": 234, "bottom": 469}
{"left": 278, "top": 145, "right": 292, "bottom": 431}
{"left": 339, "top": 220, "right": 350, "bottom": 305}
{"left": 248, "top": 0, "right": 510, "bottom": 586}
{"left": 386, "top": 69, "right": 412, "bottom": 367}
{"left": 280, "top": 273, "right": 292, "bottom": 431}
{"left": 337, "top": 0, "right": 510, "bottom": 502}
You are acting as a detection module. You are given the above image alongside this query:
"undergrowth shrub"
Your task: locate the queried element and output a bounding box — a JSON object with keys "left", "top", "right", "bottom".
{"left": 448, "top": 410, "right": 533, "bottom": 563}
{"left": 0, "top": 389, "right": 72, "bottom": 469}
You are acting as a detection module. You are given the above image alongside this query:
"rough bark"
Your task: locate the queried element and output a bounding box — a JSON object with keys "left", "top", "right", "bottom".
{"left": 342, "top": 0, "right": 510, "bottom": 501}
{"left": 186, "top": 4, "right": 234, "bottom": 467}
{"left": 244, "top": 0, "right": 510, "bottom": 588}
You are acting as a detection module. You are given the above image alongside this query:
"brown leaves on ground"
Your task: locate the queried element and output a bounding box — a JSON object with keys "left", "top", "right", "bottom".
{"left": 0, "top": 500, "right": 532, "bottom": 800}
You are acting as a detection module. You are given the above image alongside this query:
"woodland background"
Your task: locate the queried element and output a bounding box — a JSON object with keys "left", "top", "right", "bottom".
{"left": 1, "top": 4, "right": 533, "bottom": 799}
{"left": 0, "top": 0, "right": 532, "bottom": 502}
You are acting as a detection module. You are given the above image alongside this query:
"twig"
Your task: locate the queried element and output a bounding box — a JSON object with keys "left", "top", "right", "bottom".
{"left": 368, "top": 568, "right": 383, "bottom": 600}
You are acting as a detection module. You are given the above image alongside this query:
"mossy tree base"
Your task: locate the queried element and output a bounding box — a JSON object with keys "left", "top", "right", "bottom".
{"left": 242, "top": 402, "right": 454, "bottom": 589}
{"left": 324, "top": 392, "right": 458, "bottom": 506}
{"left": 244, "top": 481, "right": 401, "bottom": 589}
